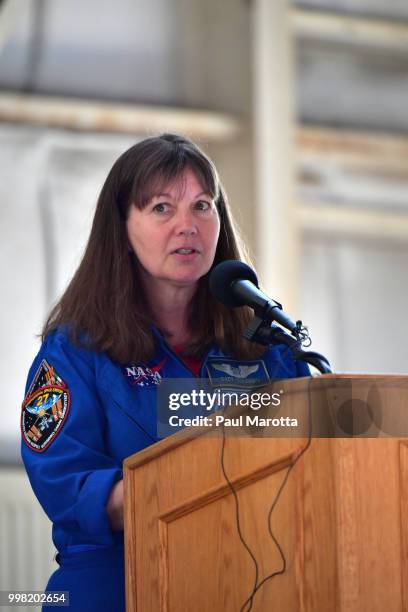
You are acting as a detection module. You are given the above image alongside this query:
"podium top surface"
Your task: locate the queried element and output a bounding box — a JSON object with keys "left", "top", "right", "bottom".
{"left": 123, "top": 373, "right": 408, "bottom": 471}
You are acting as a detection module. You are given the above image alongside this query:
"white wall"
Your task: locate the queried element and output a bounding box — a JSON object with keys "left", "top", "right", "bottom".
{"left": 0, "top": 125, "right": 136, "bottom": 461}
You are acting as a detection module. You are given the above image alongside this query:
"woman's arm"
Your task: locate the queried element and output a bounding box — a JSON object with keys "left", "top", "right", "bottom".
{"left": 107, "top": 479, "right": 124, "bottom": 531}
{"left": 21, "top": 332, "right": 123, "bottom": 545}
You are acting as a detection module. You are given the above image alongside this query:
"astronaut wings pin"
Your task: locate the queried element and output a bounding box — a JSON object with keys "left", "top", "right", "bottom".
{"left": 212, "top": 363, "right": 259, "bottom": 378}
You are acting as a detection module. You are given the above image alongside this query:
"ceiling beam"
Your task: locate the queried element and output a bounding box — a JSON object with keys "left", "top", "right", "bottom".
{"left": 299, "top": 202, "right": 408, "bottom": 240}
{"left": 292, "top": 7, "right": 408, "bottom": 51}
{"left": 0, "top": 91, "right": 242, "bottom": 142}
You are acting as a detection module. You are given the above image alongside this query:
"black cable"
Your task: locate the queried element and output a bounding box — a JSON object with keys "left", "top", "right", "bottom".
{"left": 219, "top": 406, "right": 259, "bottom": 612}
{"left": 239, "top": 375, "right": 313, "bottom": 610}
{"left": 219, "top": 342, "right": 313, "bottom": 611}
{"left": 239, "top": 343, "right": 297, "bottom": 610}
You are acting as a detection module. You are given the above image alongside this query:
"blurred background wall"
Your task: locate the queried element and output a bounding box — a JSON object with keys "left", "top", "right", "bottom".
{"left": 1, "top": 0, "right": 407, "bottom": 601}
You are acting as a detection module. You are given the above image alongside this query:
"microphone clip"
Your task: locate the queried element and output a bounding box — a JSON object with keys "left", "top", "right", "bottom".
{"left": 243, "top": 315, "right": 332, "bottom": 375}
{"left": 295, "top": 321, "right": 311, "bottom": 347}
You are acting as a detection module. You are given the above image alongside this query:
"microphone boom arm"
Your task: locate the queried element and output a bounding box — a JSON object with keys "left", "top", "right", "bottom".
{"left": 244, "top": 315, "right": 332, "bottom": 375}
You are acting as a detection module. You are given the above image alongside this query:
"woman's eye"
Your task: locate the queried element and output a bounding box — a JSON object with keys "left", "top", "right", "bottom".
{"left": 195, "top": 200, "right": 211, "bottom": 211}
{"left": 152, "top": 203, "right": 170, "bottom": 214}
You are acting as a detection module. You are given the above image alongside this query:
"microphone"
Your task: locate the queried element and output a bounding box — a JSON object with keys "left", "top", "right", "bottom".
{"left": 209, "top": 260, "right": 298, "bottom": 334}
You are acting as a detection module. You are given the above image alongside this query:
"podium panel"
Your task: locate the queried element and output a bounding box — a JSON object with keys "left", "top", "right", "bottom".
{"left": 124, "top": 375, "right": 408, "bottom": 612}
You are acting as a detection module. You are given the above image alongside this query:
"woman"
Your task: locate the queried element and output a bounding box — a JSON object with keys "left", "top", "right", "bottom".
{"left": 21, "top": 133, "right": 309, "bottom": 611}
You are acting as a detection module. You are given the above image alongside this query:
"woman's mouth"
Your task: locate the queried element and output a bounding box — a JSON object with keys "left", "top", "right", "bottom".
{"left": 172, "top": 248, "right": 200, "bottom": 260}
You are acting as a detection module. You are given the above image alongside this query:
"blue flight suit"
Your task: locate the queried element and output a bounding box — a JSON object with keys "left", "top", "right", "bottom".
{"left": 21, "top": 327, "right": 310, "bottom": 611}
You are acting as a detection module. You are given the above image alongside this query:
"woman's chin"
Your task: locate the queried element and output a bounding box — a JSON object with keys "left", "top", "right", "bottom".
{"left": 168, "top": 274, "right": 201, "bottom": 287}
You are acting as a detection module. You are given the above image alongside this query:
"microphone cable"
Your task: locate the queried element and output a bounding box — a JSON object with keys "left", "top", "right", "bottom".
{"left": 220, "top": 416, "right": 259, "bottom": 612}
{"left": 219, "top": 342, "right": 313, "bottom": 611}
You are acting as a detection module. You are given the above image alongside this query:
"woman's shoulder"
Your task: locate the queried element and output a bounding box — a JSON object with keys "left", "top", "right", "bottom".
{"left": 28, "top": 327, "right": 100, "bottom": 383}
{"left": 38, "top": 327, "right": 84, "bottom": 360}
{"left": 42, "top": 326, "right": 97, "bottom": 358}
{"left": 24, "top": 326, "right": 110, "bottom": 399}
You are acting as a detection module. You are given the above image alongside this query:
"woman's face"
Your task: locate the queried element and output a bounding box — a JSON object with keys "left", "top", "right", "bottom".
{"left": 126, "top": 167, "right": 220, "bottom": 292}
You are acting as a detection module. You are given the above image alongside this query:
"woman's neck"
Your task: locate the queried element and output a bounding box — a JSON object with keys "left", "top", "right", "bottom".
{"left": 144, "top": 279, "right": 197, "bottom": 347}
{"left": 153, "top": 305, "right": 191, "bottom": 347}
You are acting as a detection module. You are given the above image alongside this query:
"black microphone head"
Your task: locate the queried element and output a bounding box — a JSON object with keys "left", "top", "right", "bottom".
{"left": 209, "top": 260, "right": 259, "bottom": 307}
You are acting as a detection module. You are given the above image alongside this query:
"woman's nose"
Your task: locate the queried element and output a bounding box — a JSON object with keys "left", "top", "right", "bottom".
{"left": 174, "top": 210, "right": 198, "bottom": 235}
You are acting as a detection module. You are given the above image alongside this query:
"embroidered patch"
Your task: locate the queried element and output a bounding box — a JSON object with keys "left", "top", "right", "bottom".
{"left": 206, "top": 358, "right": 270, "bottom": 388}
{"left": 123, "top": 357, "right": 167, "bottom": 387}
{"left": 21, "top": 359, "right": 70, "bottom": 452}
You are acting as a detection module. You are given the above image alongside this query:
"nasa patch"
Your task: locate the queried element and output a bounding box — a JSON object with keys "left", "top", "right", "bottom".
{"left": 123, "top": 357, "right": 167, "bottom": 388}
{"left": 21, "top": 359, "right": 70, "bottom": 452}
{"left": 206, "top": 358, "right": 270, "bottom": 388}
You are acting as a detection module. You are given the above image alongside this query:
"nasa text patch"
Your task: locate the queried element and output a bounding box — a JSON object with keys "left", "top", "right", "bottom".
{"left": 21, "top": 360, "right": 70, "bottom": 452}
{"left": 122, "top": 357, "right": 167, "bottom": 388}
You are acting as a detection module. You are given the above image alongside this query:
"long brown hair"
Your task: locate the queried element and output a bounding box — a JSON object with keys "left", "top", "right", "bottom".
{"left": 43, "top": 133, "right": 264, "bottom": 363}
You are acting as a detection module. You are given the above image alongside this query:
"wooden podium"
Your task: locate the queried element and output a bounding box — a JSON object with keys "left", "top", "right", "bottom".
{"left": 123, "top": 375, "right": 408, "bottom": 611}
